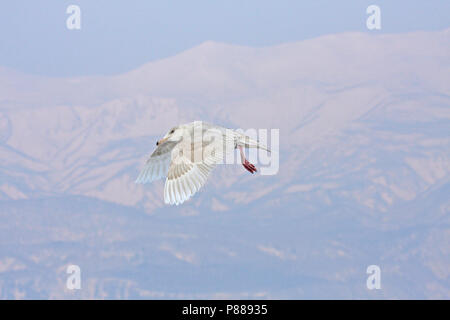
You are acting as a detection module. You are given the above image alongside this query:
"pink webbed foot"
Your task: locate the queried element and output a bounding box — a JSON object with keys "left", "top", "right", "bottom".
{"left": 242, "top": 159, "right": 257, "bottom": 174}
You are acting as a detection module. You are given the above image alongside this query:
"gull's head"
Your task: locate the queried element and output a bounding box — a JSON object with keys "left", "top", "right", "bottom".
{"left": 156, "top": 126, "right": 183, "bottom": 146}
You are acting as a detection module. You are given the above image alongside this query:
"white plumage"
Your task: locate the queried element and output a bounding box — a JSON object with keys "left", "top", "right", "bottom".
{"left": 135, "top": 121, "right": 269, "bottom": 205}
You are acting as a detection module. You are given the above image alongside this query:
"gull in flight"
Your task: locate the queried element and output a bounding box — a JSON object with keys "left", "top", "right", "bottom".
{"left": 135, "top": 121, "right": 270, "bottom": 205}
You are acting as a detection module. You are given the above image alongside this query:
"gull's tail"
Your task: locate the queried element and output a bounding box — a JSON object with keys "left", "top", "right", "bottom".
{"left": 238, "top": 135, "right": 271, "bottom": 153}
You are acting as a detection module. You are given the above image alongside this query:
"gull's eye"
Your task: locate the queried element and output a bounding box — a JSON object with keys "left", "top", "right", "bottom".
{"left": 170, "top": 129, "right": 175, "bottom": 134}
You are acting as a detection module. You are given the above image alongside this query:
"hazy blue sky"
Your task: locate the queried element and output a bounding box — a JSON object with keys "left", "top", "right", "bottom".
{"left": 0, "top": 0, "right": 449, "bottom": 76}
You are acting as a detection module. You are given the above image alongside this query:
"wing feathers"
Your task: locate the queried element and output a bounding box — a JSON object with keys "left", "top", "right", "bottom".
{"left": 135, "top": 142, "right": 176, "bottom": 184}
{"left": 164, "top": 161, "right": 215, "bottom": 205}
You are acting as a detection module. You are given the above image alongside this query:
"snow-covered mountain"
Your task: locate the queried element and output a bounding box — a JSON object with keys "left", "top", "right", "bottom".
{"left": 0, "top": 29, "right": 449, "bottom": 299}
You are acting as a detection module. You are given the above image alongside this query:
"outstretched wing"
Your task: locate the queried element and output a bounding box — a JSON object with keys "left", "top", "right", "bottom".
{"left": 135, "top": 141, "right": 177, "bottom": 184}
{"left": 164, "top": 128, "right": 231, "bottom": 205}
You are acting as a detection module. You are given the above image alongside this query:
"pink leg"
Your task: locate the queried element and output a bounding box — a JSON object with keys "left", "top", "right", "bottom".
{"left": 239, "top": 146, "right": 257, "bottom": 174}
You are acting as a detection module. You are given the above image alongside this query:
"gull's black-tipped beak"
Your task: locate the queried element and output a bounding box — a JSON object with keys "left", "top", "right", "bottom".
{"left": 156, "top": 137, "right": 168, "bottom": 146}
